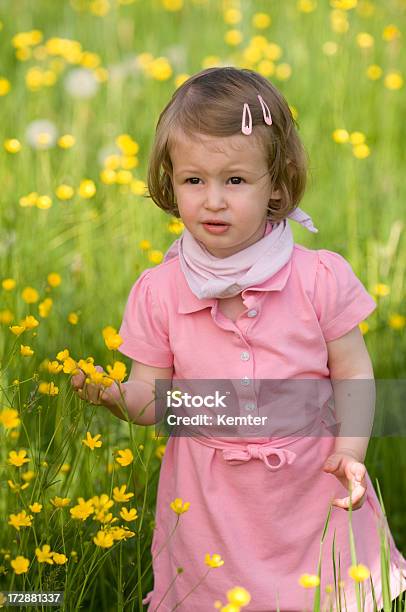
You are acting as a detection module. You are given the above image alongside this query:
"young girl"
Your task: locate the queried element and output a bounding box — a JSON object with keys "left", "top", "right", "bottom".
{"left": 72, "top": 67, "right": 406, "bottom": 611}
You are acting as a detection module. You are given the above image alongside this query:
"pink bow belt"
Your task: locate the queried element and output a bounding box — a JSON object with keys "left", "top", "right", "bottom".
{"left": 190, "top": 436, "right": 297, "bottom": 472}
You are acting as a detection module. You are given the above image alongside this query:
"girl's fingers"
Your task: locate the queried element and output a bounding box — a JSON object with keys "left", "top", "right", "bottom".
{"left": 333, "top": 487, "right": 366, "bottom": 510}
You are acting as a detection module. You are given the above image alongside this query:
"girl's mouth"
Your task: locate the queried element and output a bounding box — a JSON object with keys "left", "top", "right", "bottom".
{"left": 202, "top": 223, "right": 230, "bottom": 234}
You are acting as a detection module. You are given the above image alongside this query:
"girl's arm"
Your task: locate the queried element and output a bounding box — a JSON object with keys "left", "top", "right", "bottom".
{"left": 326, "top": 326, "right": 376, "bottom": 463}
{"left": 102, "top": 360, "right": 174, "bottom": 426}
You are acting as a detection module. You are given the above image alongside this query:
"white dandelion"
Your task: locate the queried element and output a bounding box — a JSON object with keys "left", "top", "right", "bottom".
{"left": 25, "top": 119, "right": 58, "bottom": 150}
{"left": 64, "top": 68, "right": 99, "bottom": 99}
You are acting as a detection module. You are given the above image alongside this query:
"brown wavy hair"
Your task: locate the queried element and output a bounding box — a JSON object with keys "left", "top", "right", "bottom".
{"left": 147, "top": 66, "right": 309, "bottom": 223}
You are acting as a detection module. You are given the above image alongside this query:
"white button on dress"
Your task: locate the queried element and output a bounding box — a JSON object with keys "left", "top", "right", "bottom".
{"left": 240, "top": 351, "right": 250, "bottom": 361}
{"left": 241, "top": 377, "right": 250, "bottom": 385}
{"left": 247, "top": 309, "right": 258, "bottom": 318}
{"left": 245, "top": 402, "right": 256, "bottom": 411}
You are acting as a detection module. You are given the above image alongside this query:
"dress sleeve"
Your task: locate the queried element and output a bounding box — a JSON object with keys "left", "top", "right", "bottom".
{"left": 313, "top": 249, "right": 377, "bottom": 342}
{"left": 117, "top": 270, "right": 173, "bottom": 368}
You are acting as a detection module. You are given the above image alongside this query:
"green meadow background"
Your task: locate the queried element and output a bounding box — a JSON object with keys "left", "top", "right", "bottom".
{"left": 0, "top": 0, "right": 405, "bottom": 609}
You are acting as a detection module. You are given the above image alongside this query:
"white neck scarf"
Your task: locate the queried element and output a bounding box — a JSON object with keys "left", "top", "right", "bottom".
{"left": 162, "top": 207, "right": 318, "bottom": 299}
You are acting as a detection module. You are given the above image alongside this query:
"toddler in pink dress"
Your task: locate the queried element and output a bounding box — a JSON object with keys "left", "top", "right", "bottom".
{"left": 115, "top": 67, "right": 406, "bottom": 611}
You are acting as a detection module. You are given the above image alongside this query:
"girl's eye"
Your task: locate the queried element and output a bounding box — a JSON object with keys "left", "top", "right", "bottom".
{"left": 185, "top": 177, "right": 245, "bottom": 185}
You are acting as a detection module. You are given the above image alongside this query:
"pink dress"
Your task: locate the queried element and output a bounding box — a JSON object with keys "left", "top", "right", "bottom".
{"left": 118, "top": 244, "right": 406, "bottom": 612}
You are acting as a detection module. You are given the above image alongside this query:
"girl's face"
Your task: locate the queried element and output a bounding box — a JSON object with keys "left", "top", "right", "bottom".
{"left": 169, "top": 131, "right": 281, "bottom": 258}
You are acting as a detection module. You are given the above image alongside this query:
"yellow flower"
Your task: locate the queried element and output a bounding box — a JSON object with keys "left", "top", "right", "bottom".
{"left": 299, "top": 573, "right": 320, "bottom": 588}
{"left": 92, "top": 494, "right": 114, "bottom": 513}
{"left": 113, "top": 484, "right": 134, "bottom": 502}
{"left": 170, "top": 498, "right": 190, "bottom": 514}
{"left": 35, "top": 544, "right": 54, "bottom": 564}
{"left": 78, "top": 179, "right": 96, "bottom": 198}
{"left": 21, "top": 315, "right": 39, "bottom": 329}
{"left": 2, "top": 277, "right": 16, "bottom": 290}
{"left": 56, "top": 184, "right": 75, "bottom": 200}
{"left": 120, "top": 507, "right": 138, "bottom": 521}
{"left": 388, "top": 314, "right": 405, "bottom": 330}
{"left": 366, "top": 64, "right": 382, "bottom": 80}
{"left": 11, "top": 555, "right": 30, "bottom": 574}
{"left": 22, "top": 286, "right": 39, "bottom": 303}
{"left": 57, "top": 348, "right": 70, "bottom": 360}
{"left": 36, "top": 195, "right": 52, "bottom": 210}
{"left": 168, "top": 219, "right": 184, "bottom": 234}
{"left": 348, "top": 563, "right": 370, "bottom": 582}
{"left": 298, "top": 0, "right": 317, "bottom": 13}
{"left": 252, "top": 13, "right": 271, "bottom": 29}
{"left": 175, "top": 72, "right": 190, "bottom": 88}
{"left": 29, "top": 502, "right": 42, "bottom": 513}
{"left": 0, "top": 77, "right": 11, "bottom": 95}
{"left": 82, "top": 432, "right": 102, "bottom": 450}
{"left": 0, "top": 408, "right": 21, "bottom": 429}
{"left": 8, "top": 449, "right": 30, "bottom": 467}
{"left": 201, "top": 55, "right": 221, "bottom": 69}
{"left": 332, "top": 129, "right": 349, "bottom": 143}
{"left": 356, "top": 32, "right": 374, "bottom": 48}
{"left": 155, "top": 444, "right": 166, "bottom": 460}
{"left": 70, "top": 498, "right": 95, "bottom": 521}
{"left": 57, "top": 134, "right": 75, "bottom": 148}
{"left": 372, "top": 283, "right": 390, "bottom": 297}
{"left": 19, "top": 192, "right": 38, "bottom": 207}
{"left": 22, "top": 470, "right": 35, "bottom": 482}
{"left": 100, "top": 168, "right": 116, "bottom": 184}
{"left": 139, "top": 239, "right": 151, "bottom": 250}
{"left": 47, "top": 272, "right": 61, "bottom": 288}
{"left": 115, "top": 448, "right": 134, "bottom": 467}
{"left": 68, "top": 312, "right": 79, "bottom": 324}
{"left": 38, "top": 381, "right": 59, "bottom": 395}
{"left": 148, "top": 250, "right": 163, "bottom": 264}
{"left": 108, "top": 526, "right": 135, "bottom": 540}
{"left": 225, "top": 30, "right": 243, "bottom": 46}
{"left": 0, "top": 308, "right": 14, "bottom": 323}
{"left": 52, "top": 552, "right": 68, "bottom": 564}
{"left": 20, "top": 344, "right": 34, "bottom": 356}
{"left": 148, "top": 57, "right": 173, "bottom": 81}
{"left": 349, "top": 131, "right": 365, "bottom": 145}
{"left": 60, "top": 462, "right": 71, "bottom": 474}
{"left": 382, "top": 24, "right": 400, "bottom": 42}
{"left": 39, "top": 297, "right": 53, "bottom": 318}
{"left": 384, "top": 72, "right": 403, "bottom": 90}
{"left": 8, "top": 479, "right": 30, "bottom": 493}
{"left": 8, "top": 510, "right": 33, "bottom": 530}
{"left": 353, "top": 143, "right": 370, "bottom": 158}
{"left": 4, "top": 138, "right": 21, "bottom": 153}
{"left": 330, "top": 0, "right": 357, "bottom": 9}
{"left": 226, "top": 586, "right": 251, "bottom": 606}
{"left": 9, "top": 325, "right": 25, "bottom": 336}
{"left": 264, "top": 42, "right": 282, "bottom": 60}
{"left": 322, "top": 41, "right": 338, "bottom": 56}
{"left": 359, "top": 321, "right": 369, "bottom": 335}
{"left": 50, "top": 496, "right": 71, "bottom": 508}
{"left": 223, "top": 8, "right": 241, "bottom": 24}
{"left": 205, "top": 553, "right": 224, "bottom": 568}
{"left": 130, "top": 179, "right": 146, "bottom": 196}
{"left": 47, "top": 361, "right": 63, "bottom": 374}
{"left": 116, "top": 134, "right": 139, "bottom": 156}
{"left": 275, "top": 63, "right": 292, "bottom": 80}
{"left": 106, "top": 360, "right": 126, "bottom": 382}
{"left": 104, "top": 331, "right": 123, "bottom": 350}
{"left": 161, "top": 0, "right": 182, "bottom": 10}
{"left": 93, "top": 530, "right": 115, "bottom": 548}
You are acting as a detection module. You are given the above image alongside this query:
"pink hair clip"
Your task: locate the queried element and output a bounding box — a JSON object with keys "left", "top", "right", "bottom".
{"left": 257, "top": 94, "right": 272, "bottom": 125}
{"left": 241, "top": 102, "right": 252, "bottom": 135}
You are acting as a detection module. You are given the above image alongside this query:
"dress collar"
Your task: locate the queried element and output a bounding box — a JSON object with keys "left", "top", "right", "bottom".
{"left": 176, "top": 257, "right": 292, "bottom": 314}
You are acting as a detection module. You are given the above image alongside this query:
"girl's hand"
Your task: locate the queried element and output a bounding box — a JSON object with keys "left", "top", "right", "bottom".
{"left": 71, "top": 365, "right": 111, "bottom": 405}
{"left": 322, "top": 452, "right": 367, "bottom": 511}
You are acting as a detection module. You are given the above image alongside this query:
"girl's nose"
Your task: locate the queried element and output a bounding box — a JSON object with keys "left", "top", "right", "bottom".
{"left": 205, "top": 184, "right": 226, "bottom": 209}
